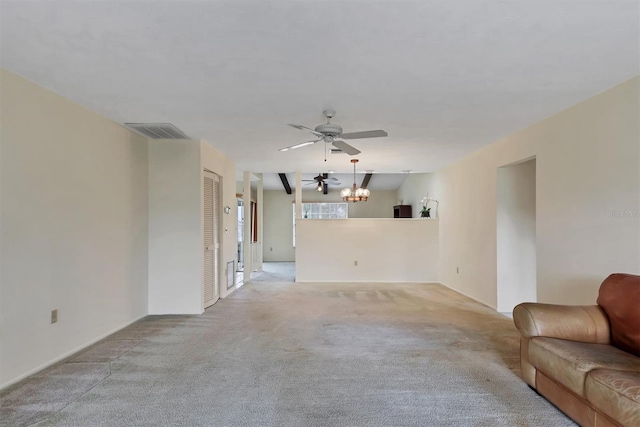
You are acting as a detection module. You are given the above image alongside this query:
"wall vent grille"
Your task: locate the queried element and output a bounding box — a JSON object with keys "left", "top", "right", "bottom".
{"left": 125, "top": 123, "right": 190, "bottom": 139}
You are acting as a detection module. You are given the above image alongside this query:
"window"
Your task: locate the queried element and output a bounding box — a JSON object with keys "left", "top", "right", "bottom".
{"left": 300, "top": 202, "right": 348, "bottom": 219}
{"left": 293, "top": 202, "right": 348, "bottom": 246}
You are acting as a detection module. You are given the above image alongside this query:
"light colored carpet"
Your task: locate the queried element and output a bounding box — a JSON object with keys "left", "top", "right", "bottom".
{"left": 246, "top": 261, "right": 295, "bottom": 283}
{"left": 1, "top": 276, "right": 574, "bottom": 426}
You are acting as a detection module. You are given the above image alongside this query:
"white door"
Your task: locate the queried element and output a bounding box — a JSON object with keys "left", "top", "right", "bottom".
{"left": 204, "top": 170, "right": 221, "bottom": 307}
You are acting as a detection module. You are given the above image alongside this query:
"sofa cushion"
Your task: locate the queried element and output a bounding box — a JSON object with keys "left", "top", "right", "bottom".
{"left": 529, "top": 337, "right": 640, "bottom": 397}
{"left": 597, "top": 273, "right": 640, "bottom": 357}
{"left": 586, "top": 369, "right": 640, "bottom": 427}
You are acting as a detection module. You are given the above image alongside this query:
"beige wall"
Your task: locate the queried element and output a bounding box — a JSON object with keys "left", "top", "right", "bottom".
{"left": 435, "top": 76, "right": 640, "bottom": 308}
{"left": 0, "top": 69, "right": 149, "bottom": 387}
{"left": 296, "top": 219, "right": 439, "bottom": 282}
{"left": 148, "top": 139, "right": 202, "bottom": 314}
{"left": 0, "top": 69, "right": 238, "bottom": 387}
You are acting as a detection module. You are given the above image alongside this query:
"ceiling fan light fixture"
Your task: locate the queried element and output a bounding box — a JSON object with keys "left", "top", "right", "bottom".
{"left": 316, "top": 182, "right": 323, "bottom": 192}
{"left": 279, "top": 110, "right": 387, "bottom": 158}
{"left": 342, "top": 159, "right": 369, "bottom": 203}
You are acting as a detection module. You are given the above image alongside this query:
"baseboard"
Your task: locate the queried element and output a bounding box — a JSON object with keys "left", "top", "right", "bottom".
{"left": 0, "top": 313, "right": 148, "bottom": 391}
{"left": 220, "top": 285, "right": 237, "bottom": 299}
{"left": 439, "top": 281, "right": 498, "bottom": 311}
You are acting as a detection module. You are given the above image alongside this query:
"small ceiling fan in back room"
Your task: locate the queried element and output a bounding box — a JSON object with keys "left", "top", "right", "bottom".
{"left": 302, "top": 173, "right": 341, "bottom": 193}
{"left": 279, "top": 110, "right": 388, "bottom": 159}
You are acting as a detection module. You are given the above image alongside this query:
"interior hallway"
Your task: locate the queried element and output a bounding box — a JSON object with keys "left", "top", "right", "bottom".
{"left": 0, "top": 279, "right": 574, "bottom": 426}
{"left": 247, "top": 262, "right": 295, "bottom": 283}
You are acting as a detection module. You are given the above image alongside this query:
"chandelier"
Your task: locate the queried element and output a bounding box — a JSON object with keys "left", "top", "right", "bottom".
{"left": 341, "top": 159, "right": 370, "bottom": 202}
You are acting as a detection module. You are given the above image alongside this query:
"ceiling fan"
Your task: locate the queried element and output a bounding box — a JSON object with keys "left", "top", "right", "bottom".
{"left": 303, "top": 173, "right": 341, "bottom": 192}
{"left": 279, "top": 110, "right": 388, "bottom": 155}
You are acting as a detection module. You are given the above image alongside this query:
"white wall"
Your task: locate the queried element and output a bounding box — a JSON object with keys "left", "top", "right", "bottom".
{"left": 396, "top": 173, "right": 436, "bottom": 218}
{"left": 296, "top": 219, "right": 439, "bottom": 282}
{"left": 435, "top": 76, "right": 639, "bottom": 308}
{"left": 497, "top": 159, "right": 537, "bottom": 313}
{"left": 148, "top": 139, "right": 202, "bottom": 314}
{"left": 0, "top": 69, "right": 149, "bottom": 387}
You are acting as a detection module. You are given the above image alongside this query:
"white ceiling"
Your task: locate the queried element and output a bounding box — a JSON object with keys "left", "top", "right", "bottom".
{"left": 1, "top": 1, "right": 638, "bottom": 181}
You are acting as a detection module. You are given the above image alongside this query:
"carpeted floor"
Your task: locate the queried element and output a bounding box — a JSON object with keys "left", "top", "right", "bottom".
{"left": 1, "top": 266, "right": 574, "bottom": 426}
{"left": 246, "top": 261, "right": 296, "bottom": 283}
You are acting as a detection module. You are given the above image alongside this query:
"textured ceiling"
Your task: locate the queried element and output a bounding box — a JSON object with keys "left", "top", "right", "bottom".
{"left": 1, "top": 1, "right": 638, "bottom": 178}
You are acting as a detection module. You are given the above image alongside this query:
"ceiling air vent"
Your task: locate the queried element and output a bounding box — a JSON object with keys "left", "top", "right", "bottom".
{"left": 330, "top": 149, "right": 345, "bottom": 154}
{"left": 125, "top": 123, "right": 190, "bottom": 139}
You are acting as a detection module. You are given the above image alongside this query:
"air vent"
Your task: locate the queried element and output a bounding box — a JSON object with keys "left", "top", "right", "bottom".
{"left": 330, "top": 149, "right": 344, "bottom": 154}
{"left": 125, "top": 123, "right": 190, "bottom": 139}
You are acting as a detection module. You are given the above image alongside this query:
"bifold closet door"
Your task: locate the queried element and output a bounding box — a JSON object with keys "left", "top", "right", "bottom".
{"left": 203, "top": 170, "right": 221, "bottom": 307}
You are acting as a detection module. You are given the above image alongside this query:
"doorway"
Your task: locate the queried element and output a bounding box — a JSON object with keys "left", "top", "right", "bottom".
{"left": 497, "top": 157, "right": 537, "bottom": 314}
{"left": 203, "top": 170, "right": 222, "bottom": 308}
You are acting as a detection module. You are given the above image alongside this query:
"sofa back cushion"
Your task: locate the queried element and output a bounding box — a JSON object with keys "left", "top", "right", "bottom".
{"left": 596, "top": 273, "right": 640, "bottom": 356}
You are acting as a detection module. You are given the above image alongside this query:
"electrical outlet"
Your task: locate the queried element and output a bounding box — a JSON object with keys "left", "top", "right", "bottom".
{"left": 51, "top": 309, "right": 58, "bottom": 324}
{"left": 354, "top": 260, "right": 358, "bottom": 266}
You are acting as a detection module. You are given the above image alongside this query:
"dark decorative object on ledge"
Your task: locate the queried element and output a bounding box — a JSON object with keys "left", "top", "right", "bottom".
{"left": 420, "top": 207, "right": 431, "bottom": 218}
{"left": 393, "top": 205, "right": 412, "bottom": 218}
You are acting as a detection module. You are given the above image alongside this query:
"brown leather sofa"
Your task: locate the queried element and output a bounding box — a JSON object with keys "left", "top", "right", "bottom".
{"left": 513, "top": 273, "right": 640, "bottom": 427}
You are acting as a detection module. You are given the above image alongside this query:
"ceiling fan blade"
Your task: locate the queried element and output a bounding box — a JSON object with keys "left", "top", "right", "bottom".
{"left": 320, "top": 173, "right": 339, "bottom": 181}
{"left": 278, "top": 139, "right": 321, "bottom": 152}
{"left": 332, "top": 140, "right": 361, "bottom": 156}
{"left": 287, "top": 124, "right": 324, "bottom": 137}
{"left": 340, "top": 130, "right": 388, "bottom": 139}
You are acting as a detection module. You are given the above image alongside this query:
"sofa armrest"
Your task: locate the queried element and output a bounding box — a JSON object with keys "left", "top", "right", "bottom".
{"left": 513, "top": 303, "right": 610, "bottom": 344}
